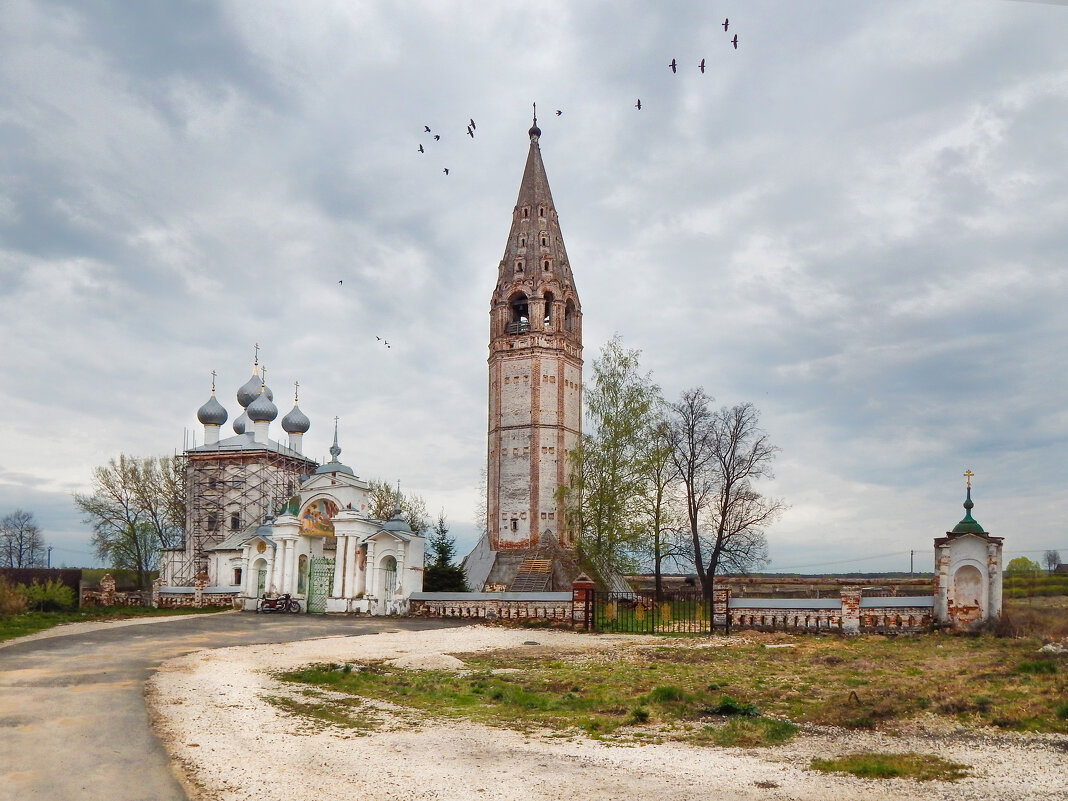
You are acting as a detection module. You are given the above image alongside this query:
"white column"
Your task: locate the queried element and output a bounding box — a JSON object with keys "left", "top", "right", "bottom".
{"left": 289, "top": 432, "right": 303, "bottom": 453}
{"left": 396, "top": 549, "right": 406, "bottom": 596}
{"left": 355, "top": 545, "right": 367, "bottom": 596}
{"left": 331, "top": 536, "right": 346, "bottom": 597}
{"left": 344, "top": 535, "right": 359, "bottom": 598}
{"left": 204, "top": 424, "right": 220, "bottom": 445}
{"left": 268, "top": 555, "right": 280, "bottom": 594}
{"left": 284, "top": 539, "right": 298, "bottom": 595}
{"left": 365, "top": 542, "right": 377, "bottom": 599}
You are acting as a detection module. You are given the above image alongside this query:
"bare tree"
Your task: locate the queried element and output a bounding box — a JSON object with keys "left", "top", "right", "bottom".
{"left": 131, "top": 456, "right": 186, "bottom": 549}
{"left": 0, "top": 509, "right": 47, "bottom": 568}
{"left": 669, "top": 392, "right": 781, "bottom": 601}
{"left": 640, "top": 416, "right": 686, "bottom": 601}
{"left": 74, "top": 455, "right": 158, "bottom": 589}
{"left": 366, "top": 478, "right": 430, "bottom": 534}
{"left": 1044, "top": 549, "right": 1062, "bottom": 575}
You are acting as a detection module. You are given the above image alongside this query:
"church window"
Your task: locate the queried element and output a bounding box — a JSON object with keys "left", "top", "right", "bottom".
{"left": 548, "top": 512, "right": 555, "bottom": 520}
{"left": 519, "top": 236, "right": 526, "bottom": 247}
{"left": 538, "top": 206, "right": 545, "bottom": 217}
{"left": 230, "top": 512, "right": 241, "bottom": 531}
{"left": 522, "top": 206, "right": 530, "bottom": 218}
{"left": 543, "top": 260, "right": 550, "bottom": 271}
{"left": 541, "top": 235, "right": 547, "bottom": 246}
{"left": 510, "top": 519, "right": 518, "bottom": 531}
{"left": 548, "top": 446, "right": 555, "bottom": 454}
{"left": 541, "top": 446, "right": 547, "bottom": 454}
{"left": 515, "top": 259, "right": 523, "bottom": 274}
{"left": 564, "top": 299, "right": 576, "bottom": 332}
{"left": 512, "top": 448, "right": 518, "bottom": 456}
{"left": 233, "top": 567, "right": 242, "bottom": 586}
{"left": 507, "top": 292, "right": 529, "bottom": 334}
{"left": 540, "top": 512, "right": 547, "bottom": 519}
{"left": 543, "top": 291, "right": 554, "bottom": 327}
{"left": 207, "top": 513, "right": 218, "bottom": 532}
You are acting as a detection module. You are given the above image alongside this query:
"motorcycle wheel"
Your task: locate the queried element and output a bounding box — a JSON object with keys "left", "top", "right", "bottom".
{"left": 288, "top": 600, "right": 301, "bottom": 613}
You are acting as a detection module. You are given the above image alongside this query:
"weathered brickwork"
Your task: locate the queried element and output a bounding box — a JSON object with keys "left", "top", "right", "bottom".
{"left": 488, "top": 122, "right": 582, "bottom": 550}
{"left": 409, "top": 598, "right": 573, "bottom": 621}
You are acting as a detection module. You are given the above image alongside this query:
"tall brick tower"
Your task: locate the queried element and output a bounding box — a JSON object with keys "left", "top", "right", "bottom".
{"left": 487, "top": 115, "right": 583, "bottom": 552}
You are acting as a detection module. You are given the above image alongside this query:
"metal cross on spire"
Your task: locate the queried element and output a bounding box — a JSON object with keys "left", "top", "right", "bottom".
{"left": 532, "top": 101, "right": 537, "bottom": 126}
{"left": 329, "top": 417, "right": 341, "bottom": 462}
{"left": 260, "top": 365, "right": 267, "bottom": 389}
{"left": 210, "top": 370, "right": 217, "bottom": 393}
{"left": 964, "top": 469, "right": 974, "bottom": 488}
{"left": 253, "top": 342, "right": 260, "bottom": 368}
{"left": 293, "top": 380, "right": 299, "bottom": 404}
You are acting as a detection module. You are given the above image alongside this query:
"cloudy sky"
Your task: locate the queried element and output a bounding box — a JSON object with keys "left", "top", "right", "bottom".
{"left": 1, "top": 0, "right": 1066, "bottom": 572}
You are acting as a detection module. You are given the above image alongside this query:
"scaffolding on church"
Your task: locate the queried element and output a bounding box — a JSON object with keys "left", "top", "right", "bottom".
{"left": 167, "top": 449, "right": 315, "bottom": 586}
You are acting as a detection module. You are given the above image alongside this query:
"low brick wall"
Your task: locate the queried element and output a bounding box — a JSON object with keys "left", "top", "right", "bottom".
{"left": 723, "top": 591, "right": 934, "bottom": 634}
{"left": 153, "top": 579, "right": 242, "bottom": 609}
{"left": 79, "top": 574, "right": 148, "bottom": 607}
{"left": 409, "top": 592, "right": 574, "bottom": 621}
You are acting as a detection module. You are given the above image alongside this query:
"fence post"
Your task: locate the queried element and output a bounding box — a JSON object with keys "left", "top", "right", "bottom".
{"left": 713, "top": 587, "right": 730, "bottom": 635}
{"left": 841, "top": 586, "right": 862, "bottom": 634}
{"left": 572, "top": 573, "right": 596, "bottom": 630}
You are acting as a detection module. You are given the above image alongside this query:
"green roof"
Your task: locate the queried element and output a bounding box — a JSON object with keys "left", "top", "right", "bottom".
{"left": 951, "top": 487, "right": 986, "bottom": 534}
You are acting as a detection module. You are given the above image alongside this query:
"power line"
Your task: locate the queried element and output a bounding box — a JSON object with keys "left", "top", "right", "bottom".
{"left": 769, "top": 550, "right": 925, "bottom": 572}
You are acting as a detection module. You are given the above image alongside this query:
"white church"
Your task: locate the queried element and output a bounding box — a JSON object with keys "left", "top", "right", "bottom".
{"left": 160, "top": 361, "right": 424, "bottom": 615}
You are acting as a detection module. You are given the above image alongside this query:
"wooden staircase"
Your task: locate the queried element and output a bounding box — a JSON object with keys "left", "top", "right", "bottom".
{"left": 509, "top": 557, "right": 553, "bottom": 592}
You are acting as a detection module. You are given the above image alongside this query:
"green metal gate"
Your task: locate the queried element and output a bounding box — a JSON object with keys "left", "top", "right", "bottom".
{"left": 306, "top": 557, "right": 335, "bottom": 614}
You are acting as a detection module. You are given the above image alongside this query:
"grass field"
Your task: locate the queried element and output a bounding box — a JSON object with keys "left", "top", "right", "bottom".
{"left": 0, "top": 605, "right": 229, "bottom": 642}
{"left": 281, "top": 621, "right": 1068, "bottom": 750}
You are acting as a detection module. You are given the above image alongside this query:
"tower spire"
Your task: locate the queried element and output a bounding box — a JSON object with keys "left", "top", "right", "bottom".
{"left": 329, "top": 416, "right": 341, "bottom": 462}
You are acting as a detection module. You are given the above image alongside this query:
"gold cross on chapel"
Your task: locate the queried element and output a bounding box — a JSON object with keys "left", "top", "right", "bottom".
{"left": 964, "top": 469, "right": 974, "bottom": 488}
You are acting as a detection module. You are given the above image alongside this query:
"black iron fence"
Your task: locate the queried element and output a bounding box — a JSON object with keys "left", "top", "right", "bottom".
{"left": 583, "top": 590, "right": 722, "bottom": 635}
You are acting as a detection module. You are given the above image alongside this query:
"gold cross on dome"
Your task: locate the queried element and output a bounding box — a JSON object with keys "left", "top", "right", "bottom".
{"left": 210, "top": 370, "right": 217, "bottom": 393}
{"left": 294, "top": 380, "right": 299, "bottom": 403}
{"left": 964, "top": 469, "right": 974, "bottom": 488}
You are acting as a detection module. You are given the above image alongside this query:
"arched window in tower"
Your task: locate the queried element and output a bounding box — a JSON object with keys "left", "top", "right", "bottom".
{"left": 519, "top": 235, "right": 526, "bottom": 248}
{"left": 543, "top": 259, "right": 551, "bottom": 271}
{"left": 543, "top": 291, "right": 555, "bottom": 328}
{"left": 564, "top": 299, "right": 576, "bottom": 333}
{"left": 538, "top": 206, "right": 545, "bottom": 218}
{"left": 514, "top": 259, "right": 524, "bottom": 274}
{"left": 507, "top": 292, "right": 530, "bottom": 334}
{"left": 522, "top": 206, "right": 530, "bottom": 218}
{"left": 540, "top": 233, "right": 548, "bottom": 247}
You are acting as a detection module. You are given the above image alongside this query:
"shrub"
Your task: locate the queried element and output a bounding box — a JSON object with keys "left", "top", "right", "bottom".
{"left": 0, "top": 577, "right": 27, "bottom": 616}
{"left": 22, "top": 579, "right": 76, "bottom": 612}
{"left": 648, "top": 685, "right": 685, "bottom": 703}
{"left": 703, "top": 695, "right": 760, "bottom": 717}
{"left": 626, "top": 706, "right": 650, "bottom": 724}
{"left": 1016, "top": 660, "right": 1057, "bottom": 676}
{"left": 1055, "top": 702, "right": 1068, "bottom": 720}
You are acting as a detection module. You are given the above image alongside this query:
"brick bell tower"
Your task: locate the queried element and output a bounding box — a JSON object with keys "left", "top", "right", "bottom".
{"left": 487, "top": 113, "right": 583, "bottom": 551}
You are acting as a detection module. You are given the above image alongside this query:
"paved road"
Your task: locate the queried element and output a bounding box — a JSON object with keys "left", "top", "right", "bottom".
{"left": 0, "top": 612, "right": 468, "bottom": 801}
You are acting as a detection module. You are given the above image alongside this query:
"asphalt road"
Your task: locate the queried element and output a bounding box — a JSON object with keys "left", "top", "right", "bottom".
{"left": 0, "top": 612, "right": 468, "bottom": 801}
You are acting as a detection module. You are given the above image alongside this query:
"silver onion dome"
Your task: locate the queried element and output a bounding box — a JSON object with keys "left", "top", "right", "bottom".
{"left": 233, "top": 410, "right": 249, "bottom": 434}
{"left": 281, "top": 404, "right": 310, "bottom": 434}
{"left": 237, "top": 372, "right": 273, "bottom": 408}
{"left": 197, "top": 394, "right": 228, "bottom": 426}
{"left": 247, "top": 389, "right": 278, "bottom": 422}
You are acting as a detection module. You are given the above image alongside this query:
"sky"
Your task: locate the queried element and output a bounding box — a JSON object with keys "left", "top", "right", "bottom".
{"left": 1, "top": 0, "right": 1066, "bottom": 573}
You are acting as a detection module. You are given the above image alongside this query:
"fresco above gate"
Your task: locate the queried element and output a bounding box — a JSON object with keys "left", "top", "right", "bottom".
{"left": 300, "top": 499, "right": 339, "bottom": 537}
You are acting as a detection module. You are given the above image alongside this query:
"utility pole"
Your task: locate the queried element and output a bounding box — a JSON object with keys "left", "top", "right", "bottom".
{"left": 910, "top": 550, "right": 914, "bottom": 576}
{"left": 47, "top": 545, "right": 53, "bottom": 569}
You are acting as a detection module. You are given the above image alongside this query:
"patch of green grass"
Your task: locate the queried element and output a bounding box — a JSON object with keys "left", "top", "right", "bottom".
{"left": 810, "top": 752, "right": 970, "bottom": 782}
{"left": 263, "top": 694, "right": 381, "bottom": 733}
{"left": 648, "top": 685, "right": 686, "bottom": 703}
{"left": 691, "top": 717, "right": 798, "bottom": 747}
{"left": 703, "top": 695, "right": 760, "bottom": 717}
{"left": 1055, "top": 701, "right": 1068, "bottom": 720}
{"left": 0, "top": 605, "right": 228, "bottom": 642}
{"left": 1016, "top": 660, "right": 1057, "bottom": 675}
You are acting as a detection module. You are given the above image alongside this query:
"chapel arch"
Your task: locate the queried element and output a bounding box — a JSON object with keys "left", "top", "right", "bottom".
{"left": 952, "top": 564, "right": 984, "bottom": 625}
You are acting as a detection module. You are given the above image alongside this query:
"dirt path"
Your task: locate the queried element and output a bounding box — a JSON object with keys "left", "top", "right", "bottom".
{"left": 148, "top": 626, "right": 1068, "bottom": 801}
{"left": 0, "top": 613, "right": 466, "bottom": 801}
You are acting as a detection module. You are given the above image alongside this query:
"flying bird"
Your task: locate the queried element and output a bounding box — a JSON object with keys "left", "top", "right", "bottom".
{"left": 433, "top": 134, "right": 441, "bottom": 141}
{"left": 467, "top": 127, "right": 474, "bottom": 138}
{"left": 338, "top": 280, "right": 343, "bottom": 285}
{"left": 731, "top": 34, "right": 738, "bottom": 49}
{"left": 723, "top": 18, "right": 729, "bottom": 31}
{"left": 418, "top": 144, "right": 424, "bottom": 153}
{"left": 424, "top": 125, "right": 431, "bottom": 132}
{"left": 635, "top": 99, "right": 642, "bottom": 110}
{"left": 699, "top": 58, "right": 706, "bottom": 73}
{"left": 469, "top": 118, "right": 476, "bottom": 129}
{"left": 443, "top": 167, "right": 449, "bottom": 175}
{"left": 555, "top": 109, "right": 562, "bottom": 116}
{"left": 376, "top": 336, "right": 381, "bottom": 341}
{"left": 669, "top": 58, "right": 677, "bottom": 73}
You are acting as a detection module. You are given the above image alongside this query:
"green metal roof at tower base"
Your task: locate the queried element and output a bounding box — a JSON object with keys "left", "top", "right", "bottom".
{"left": 951, "top": 486, "right": 986, "bottom": 534}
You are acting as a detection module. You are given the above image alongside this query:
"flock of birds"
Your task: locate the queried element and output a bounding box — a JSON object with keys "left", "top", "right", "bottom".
{"left": 366, "top": 16, "right": 743, "bottom": 350}
{"left": 638, "top": 19, "right": 739, "bottom": 111}
{"left": 416, "top": 17, "right": 741, "bottom": 169}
